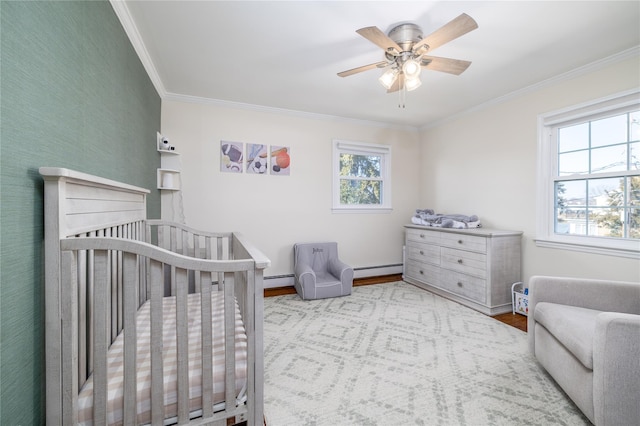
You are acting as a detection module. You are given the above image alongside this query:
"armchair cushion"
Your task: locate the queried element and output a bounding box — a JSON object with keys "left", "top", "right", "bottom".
{"left": 534, "top": 302, "right": 600, "bottom": 369}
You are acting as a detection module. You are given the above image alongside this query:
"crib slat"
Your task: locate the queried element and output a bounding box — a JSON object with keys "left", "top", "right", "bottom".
{"left": 205, "top": 236, "right": 212, "bottom": 260}
{"left": 77, "top": 246, "right": 88, "bottom": 387}
{"left": 111, "top": 239, "right": 118, "bottom": 341}
{"left": 176, "top": 266, "right": 190, "bottom": 423}
{"left": 217, "top": 238, "right": 224, "bottom": 291}
{"left": 182, "top": 228, "right": 190, "bottom": 257}
{"left": 200, "top": 271, "right": 214, "bottom": 418}
{"left": 93, "top": 250, "right": 109, "bottom": 426}
{"left": 87, "top": 240, "right": 95, "bottom": 377}
{"left": 223, "top": 271, "right": 236, "bottom": 412}
{"left": 245, "top": 268, "right": 257, "bottom": 426}
{"left": 122, "top": 252, "right": 138, "bottom": 425}
{"left": 156, "top": 223, "right": 164, "bottom": 249}
{"left": 150, "top": 259, "right": 165, "bottom": 424}
{"left": 117, "top": 243, "right": 124, "bottom": 335}
{"left": 170, "top": 225, "right": 177, "bottom": 254}
{"left": 61, "top": 250, "right": 79, "bottom": 425}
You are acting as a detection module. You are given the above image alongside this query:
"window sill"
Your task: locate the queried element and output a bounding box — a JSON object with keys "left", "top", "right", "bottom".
{"left": 332, "top": 207, "right": 393, "bottom": 214}
{"left": 534, "top": 237, "right": 640, "bottom": 259}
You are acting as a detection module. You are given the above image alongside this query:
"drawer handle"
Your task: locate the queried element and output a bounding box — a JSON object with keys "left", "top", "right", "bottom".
{"left": 457, "top": 259, "right": 463, "bottom": 264}
{"left": 420, "top": 250, "right": 424, "bottom": 255}
{"left": 458, "top": 239, "right": 463, "bottom": 244}
{"left": 419, "top": 270, "right": 424, "bottom": 275}
{"left": 457, "top": 282, "right": 463, "bottom": 287}
{"left": 420, "top": 234, "right": 425, "bottom": 238}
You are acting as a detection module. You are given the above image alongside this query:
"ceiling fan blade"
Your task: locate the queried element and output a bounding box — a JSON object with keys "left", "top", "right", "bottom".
{"left": 421, "top": 56, "right": 472, "bottom": 75}
{"left": 337, "top": 61, "right": 388, "bottom": 77}
{"left": 387, "top": 73, "right": 405, "bottom": 93}
{"left": 413, "top": 13, "right": 478, "bottom": 53}
{"left": 356, "top": 26, "right": 402, "bottom": 55}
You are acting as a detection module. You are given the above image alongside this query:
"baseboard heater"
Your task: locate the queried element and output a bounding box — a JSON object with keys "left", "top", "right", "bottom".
{"left": 264, "top": 263, "right": 403, "bottom": 289}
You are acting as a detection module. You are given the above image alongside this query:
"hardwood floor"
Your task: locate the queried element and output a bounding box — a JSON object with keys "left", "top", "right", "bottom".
{"left": 264, "top": 274, "right": 528, "bottom": 332}
{"left": 493, "top": 310, "right": 527, "bottom": 332}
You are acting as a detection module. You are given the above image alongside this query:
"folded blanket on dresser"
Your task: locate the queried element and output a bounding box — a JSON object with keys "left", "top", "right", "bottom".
{"left": 411, "top": 209, "right": 481, "bottom": 229}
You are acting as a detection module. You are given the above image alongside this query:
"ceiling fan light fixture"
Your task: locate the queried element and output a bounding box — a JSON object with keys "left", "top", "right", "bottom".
{"left": 402, "top": 59, "right": 421, "bottom": 79}
{"left": 405, "top": 76, "right": 422, "bottom": 92}
{"left": 378, "top": 68, "right": 399, "bottom": 90}
{"left": 338, "top": 13, "right": 478, "bottom": 100}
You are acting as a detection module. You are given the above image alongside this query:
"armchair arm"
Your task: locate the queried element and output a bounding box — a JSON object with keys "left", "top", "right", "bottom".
{"left": 593, "top": 312, "right": 640, "bottom": 426}
{"left": 294, "top": 263, "right": 316, "bottom": 299}
{"left": 327, "top": 258, "right": 353, "bottom": 285}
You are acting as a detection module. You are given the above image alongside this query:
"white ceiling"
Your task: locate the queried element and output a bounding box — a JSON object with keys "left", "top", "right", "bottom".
{"left": 119, "top": 1, "right": 640, "bottom": 129}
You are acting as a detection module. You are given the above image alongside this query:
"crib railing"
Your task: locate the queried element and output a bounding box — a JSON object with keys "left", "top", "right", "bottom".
{"left": 143, "top": 221, "right": 269, "bottom": 424}
{"left": 56, "top": 230, "right": 267, "bottom": 425}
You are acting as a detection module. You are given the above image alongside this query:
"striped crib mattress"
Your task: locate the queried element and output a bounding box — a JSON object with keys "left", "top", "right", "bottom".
{"left": 77, "top": 291, "right": 247, "bottom": 425}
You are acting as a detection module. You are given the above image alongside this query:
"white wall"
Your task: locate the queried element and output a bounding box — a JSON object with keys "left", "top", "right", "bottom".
{"left": 161, "top": 101, "right": 421, "bottom": 286}
{"left": 419, "top": 56, "right": 640, "bottom": 283}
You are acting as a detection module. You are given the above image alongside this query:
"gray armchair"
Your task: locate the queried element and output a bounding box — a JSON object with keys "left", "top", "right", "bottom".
{"left": 528, "top": 276, "right": 640, "bottom": 425}
{"left": 293, "top": 242, "right": 353, "bottom": 300}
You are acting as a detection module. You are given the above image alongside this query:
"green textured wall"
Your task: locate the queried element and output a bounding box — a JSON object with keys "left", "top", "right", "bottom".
{"left": 0, "top": 1, "right": 161, "bottom": 423}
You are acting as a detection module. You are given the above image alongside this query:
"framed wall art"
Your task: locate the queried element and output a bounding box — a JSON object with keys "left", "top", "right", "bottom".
{"left": 246, "top": 143, "right": 268, "bottom": 174}
{"left": 270, "top": 145, "right": 290, "bottom": 175}
{"left": 220, "top": 141, "right": 244, "bottom": 173}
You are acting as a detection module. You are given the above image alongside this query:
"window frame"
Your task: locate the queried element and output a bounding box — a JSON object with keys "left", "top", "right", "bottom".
{"left": 332, "top": 139, "right": 392, "bottom": 213}
{"left": 535, "top": 89, "right": 640, "bottom": 258}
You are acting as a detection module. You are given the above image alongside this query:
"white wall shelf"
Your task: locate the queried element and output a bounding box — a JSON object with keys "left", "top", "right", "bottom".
{"left": 157, "top": 132, "right": 181, "bottom": 190}
{"left": 157, "top": 168, "right": 180, "bottom": 190}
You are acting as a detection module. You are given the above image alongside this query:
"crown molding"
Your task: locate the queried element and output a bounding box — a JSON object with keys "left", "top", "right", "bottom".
{"left": 109, "top": 0, "right": 167, "bottom": 97}
{"left": 420, "top": 45, "right": 640, "bottom": 131}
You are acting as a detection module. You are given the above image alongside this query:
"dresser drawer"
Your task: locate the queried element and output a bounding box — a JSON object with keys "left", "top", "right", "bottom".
{"left": 441, "top": 247, "right": 487, "bottom": 278}
{"left": 406, "top": 228, "right": 440, "bottom": 245}
{"left": 406, "top": 242, "right": 440, "bottom": 265}
{"left": 405, "top": 225, "right": 522, "bottom": 315}
{"left": 440, "top": 270, "right": 486, "bottom": 303}
{"left": 405, "top": 261, "right": 440, "bottom": 285}
{"left": 440, "top": 232, "right": 486, "bottom": 253}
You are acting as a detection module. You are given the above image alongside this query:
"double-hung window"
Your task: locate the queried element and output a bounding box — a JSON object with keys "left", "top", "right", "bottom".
{"left": 536, "top": 89, "right": 640, "bottom": 258}
{"left": 332, "top": 139, "right": 392, "bottom": 212}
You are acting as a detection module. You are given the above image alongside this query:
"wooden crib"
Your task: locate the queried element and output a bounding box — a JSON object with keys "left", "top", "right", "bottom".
{"left": 40, "top": 167, "right": 270, "bottom": 426}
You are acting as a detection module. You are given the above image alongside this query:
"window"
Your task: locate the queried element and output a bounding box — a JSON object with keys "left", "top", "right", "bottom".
{"left": 332, "top": 140, "right": 392, "bottom": 212}
{"left": 536, "top": 89, "right": 640, "bottom": 258}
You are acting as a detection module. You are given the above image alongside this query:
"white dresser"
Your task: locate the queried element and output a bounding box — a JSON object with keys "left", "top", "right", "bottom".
{"left": 403, "top": 225, "right": 522, "bottom": 315}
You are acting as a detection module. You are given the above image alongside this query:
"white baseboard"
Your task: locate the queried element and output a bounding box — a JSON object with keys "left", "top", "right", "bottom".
{"left": 264, "top": 264, "right": 403, "bottom": 289}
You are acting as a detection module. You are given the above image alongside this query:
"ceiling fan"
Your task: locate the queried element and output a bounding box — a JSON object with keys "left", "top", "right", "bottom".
{"left": 337, "top": 13, "right": 478, "bottom": 93}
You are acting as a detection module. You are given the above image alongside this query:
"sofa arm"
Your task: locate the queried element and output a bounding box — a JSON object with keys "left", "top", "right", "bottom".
{"left": 593, "top": 312, "right": 640, "bottom": 426}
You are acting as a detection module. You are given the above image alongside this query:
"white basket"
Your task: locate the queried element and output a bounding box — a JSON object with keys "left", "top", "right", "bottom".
{"left": 511, "top": 281, "right": 529, "bottom": 316}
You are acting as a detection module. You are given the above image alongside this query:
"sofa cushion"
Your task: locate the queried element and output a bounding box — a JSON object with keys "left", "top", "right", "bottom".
{"left": 534, "top": 302, "right": 601, "bottom": 370}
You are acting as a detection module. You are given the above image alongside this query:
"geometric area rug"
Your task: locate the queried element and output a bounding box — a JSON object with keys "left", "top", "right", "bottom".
{"left": 263, "top": 281, "right": 591, "bottom": 425}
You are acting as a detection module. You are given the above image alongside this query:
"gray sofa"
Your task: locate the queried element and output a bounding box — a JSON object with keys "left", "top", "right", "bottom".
{"left": 528, "top": 276, "right": 640, "bottom": 425}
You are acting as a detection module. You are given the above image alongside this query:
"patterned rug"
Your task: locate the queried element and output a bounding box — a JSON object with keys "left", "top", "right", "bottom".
{"left": 263, "top": 281, "right": 590, "bottom": 426}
